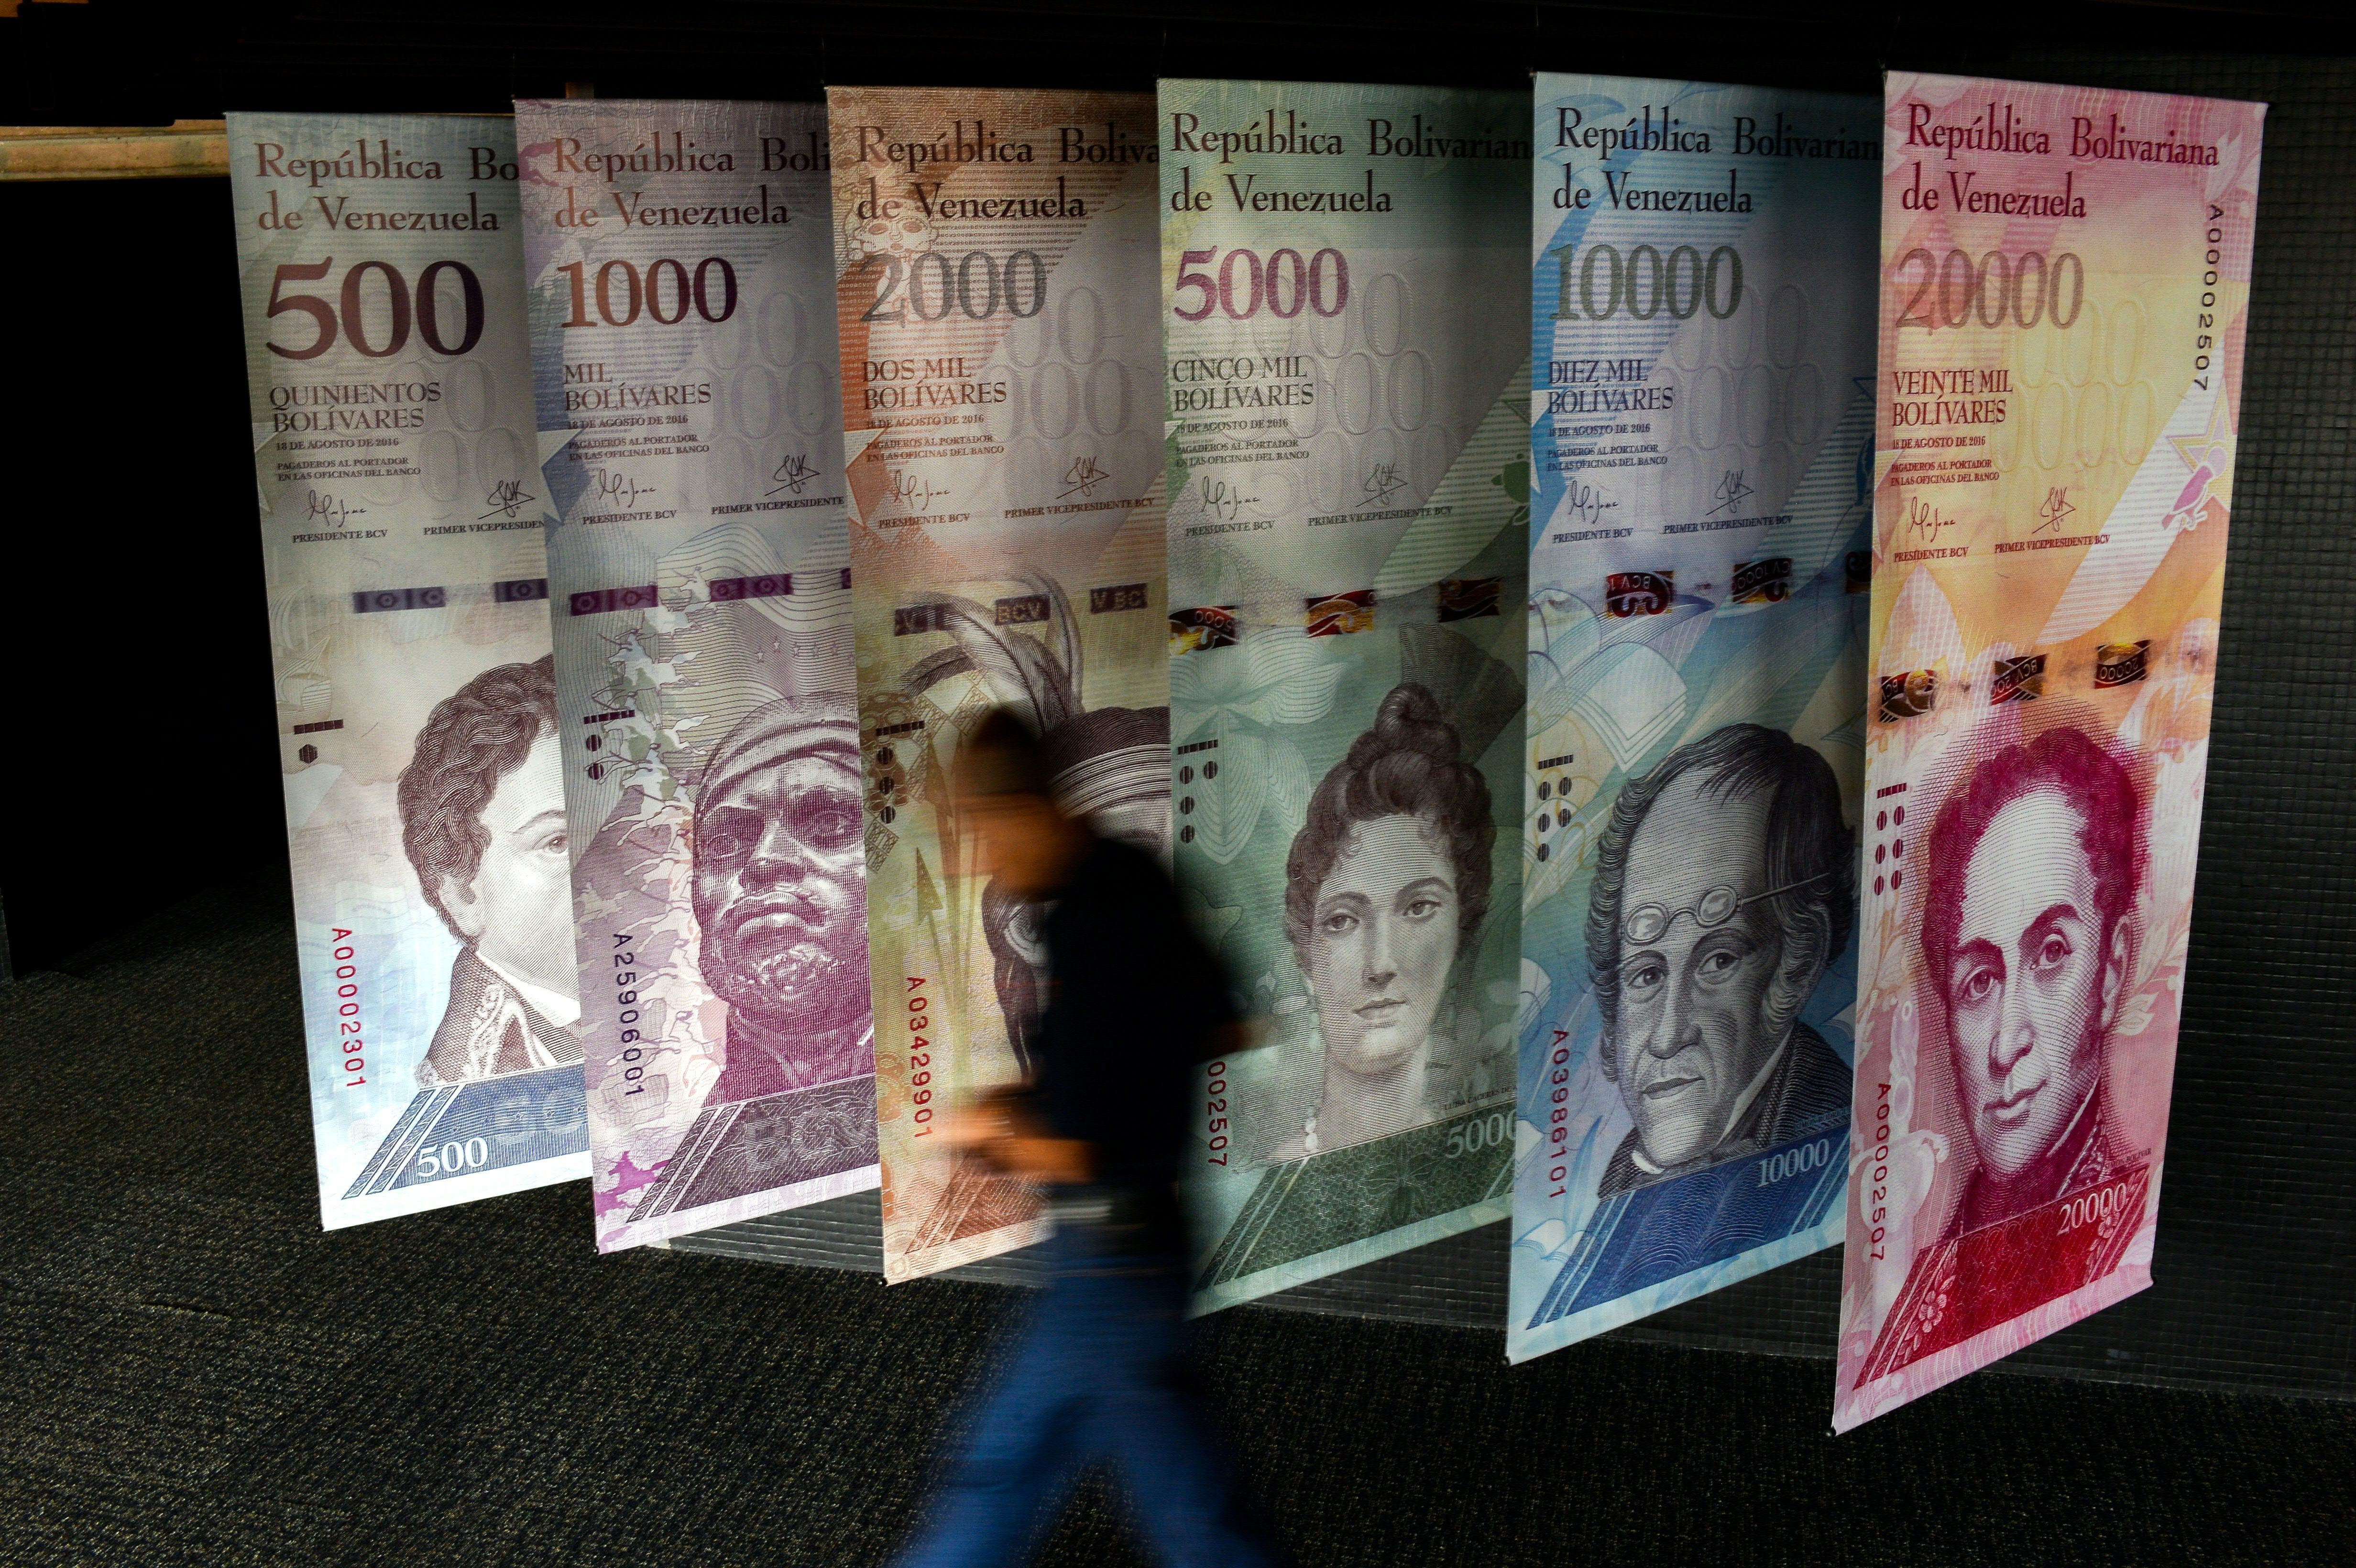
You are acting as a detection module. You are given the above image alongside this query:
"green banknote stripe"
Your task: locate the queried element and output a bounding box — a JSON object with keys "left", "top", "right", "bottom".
{"left": 1199, "top": 1093, "right": 1516, "bottom": 1288}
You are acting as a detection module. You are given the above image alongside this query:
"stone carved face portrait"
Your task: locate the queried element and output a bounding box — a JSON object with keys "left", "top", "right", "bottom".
{"left": 691, "top": 700, "right": 870, "bottom": 1041}
{"left": 1924, "top": 727, "right": 2141, "bottom": 1187}
{"left": 1586, "top": 724, "right": 1852, "bottom": 1176}
{"left": 399, "top": 654, "right": 575, "bottom": 999}
{"left": 1282, "top": 683, "right": 1493, "bottom": 1151}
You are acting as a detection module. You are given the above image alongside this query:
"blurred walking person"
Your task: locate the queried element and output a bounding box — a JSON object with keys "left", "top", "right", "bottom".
{"left": 891, "top": 710, "right": 1283, "bottom": 1568}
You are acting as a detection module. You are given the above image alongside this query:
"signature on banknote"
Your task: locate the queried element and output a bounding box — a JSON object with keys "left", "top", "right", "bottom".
{"left": 1707, "top": 467, "right": 1755, "bottom": 516}
{"left": 305, "top": 490, "right": 366, "bottom": 527}
{"left": 1905, "top": 496, "right": 1957, "bottom": 543}
{"left": 1198, "top": 476, "right": 1261, "bottom": 522}
{"left": 888, "top": 469, "right": 951, "bottom": 513}
{"left": 2036, "top": 485, "right": 2075, "bottom": 534}
{"left": 1563, "top": 477, "right": 1617, "bottom": 528}
{"left": 1361, "top": 462, "right": 1409, "bottom": 509}
{"left": 480, "top": 477, "right": 538, "bottom": 521}
{"left": 1061, "top": 455, "right": 1110, "bottom": 499}
{"left": 591, "top": 469, "right": 656, "bottom": 510}
{"left": 769, "top": 453, "right": 820, "bottom": 496}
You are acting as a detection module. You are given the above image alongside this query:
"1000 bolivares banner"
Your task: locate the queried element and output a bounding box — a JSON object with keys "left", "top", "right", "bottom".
{"left": 228, "top": 113, "right": 585, "bottom": 1227}
{"left": 513, "top": 98, "right": 878, "bottom": 1251}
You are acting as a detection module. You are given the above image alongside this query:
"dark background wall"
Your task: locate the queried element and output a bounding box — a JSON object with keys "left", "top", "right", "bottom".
{"left": 0, "top": 0, "right": 2347, "bottom": 1396}
{"left": 0, "top": 175, "right": 274, "bottom": 974}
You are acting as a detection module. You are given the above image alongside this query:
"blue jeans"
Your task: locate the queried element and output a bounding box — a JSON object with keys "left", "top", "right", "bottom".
{"left": 893, "top": 1224, "right": 1282, "bottom": 1568}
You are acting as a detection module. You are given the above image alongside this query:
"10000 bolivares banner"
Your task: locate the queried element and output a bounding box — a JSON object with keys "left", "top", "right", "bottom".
{"left": 1510, "top": 75, "right": 1877, "bottom": 1364}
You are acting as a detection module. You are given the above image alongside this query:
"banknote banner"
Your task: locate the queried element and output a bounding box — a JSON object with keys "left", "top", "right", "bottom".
{"left": 1161, "top": 79, "right": 1530, "bottom": 1311}
{"left": 513, "top": 99, "right": 877, "bottom": 1252}
{"left": 1509, "top": 76, "right": 1878, "bottom": 1363}
{"left": 1833, "top": 75, "right": 2263, "bottom": 1430}
{"left": 829, "top": 88, "right": 1172, "bottom": 1281}
{"left": 228, "top": 113, "right": 585, "bottom": 1227}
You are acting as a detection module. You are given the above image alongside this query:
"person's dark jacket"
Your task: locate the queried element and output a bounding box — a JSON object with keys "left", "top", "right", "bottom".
{"left": 1025, "top": 835, "right": 1236, "bottom": 1194}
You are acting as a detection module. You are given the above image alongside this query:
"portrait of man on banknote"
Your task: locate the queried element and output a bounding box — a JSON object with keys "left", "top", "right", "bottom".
{"left": 1584, "top": 723, "right": 1853, "bottom": 1193}
{"left": 398, "top": 654, "right": 583, "bottom": 1088}
{"left": 689, "top": 696, "right": 874, "bottom": 1102}
{"left": 1921, "top": 724, "right": 2144, "bottom": 1241}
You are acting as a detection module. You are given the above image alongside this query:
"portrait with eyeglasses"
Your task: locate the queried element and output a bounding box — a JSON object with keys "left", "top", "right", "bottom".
{"left": 1584, "top": 723, "right": 1855, "bottom": 1195}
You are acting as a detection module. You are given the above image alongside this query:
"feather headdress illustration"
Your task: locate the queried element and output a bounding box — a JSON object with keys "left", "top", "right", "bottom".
{"left": 897, "top": 571, "right": 1171, "bottom": 1071}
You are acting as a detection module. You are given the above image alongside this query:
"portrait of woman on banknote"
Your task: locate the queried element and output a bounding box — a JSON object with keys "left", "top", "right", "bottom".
{"left": 1267, "top": 682, "right": 1496, "bottom": 1160}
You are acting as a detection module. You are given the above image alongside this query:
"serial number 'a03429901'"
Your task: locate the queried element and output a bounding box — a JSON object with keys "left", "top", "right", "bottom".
{"left": 907, "top": 976, "right": 936, "bottom": 1137}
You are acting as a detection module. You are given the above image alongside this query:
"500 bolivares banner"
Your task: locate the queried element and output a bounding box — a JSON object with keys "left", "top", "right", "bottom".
{"left": 229, "top": 113, "right": 585, "bottom": 1228}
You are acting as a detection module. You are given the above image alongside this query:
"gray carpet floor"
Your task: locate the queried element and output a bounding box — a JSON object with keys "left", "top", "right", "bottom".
{"left": 2, "top": 883, "right": 2349, "bottom": 1566}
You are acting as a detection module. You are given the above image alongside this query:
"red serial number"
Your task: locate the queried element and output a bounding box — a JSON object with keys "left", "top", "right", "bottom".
{"left": 329, "top": 927, "right": 366, "bottom": 1087}
{"left": 907, "top": 977, "right": 934, "bottom": 1135}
